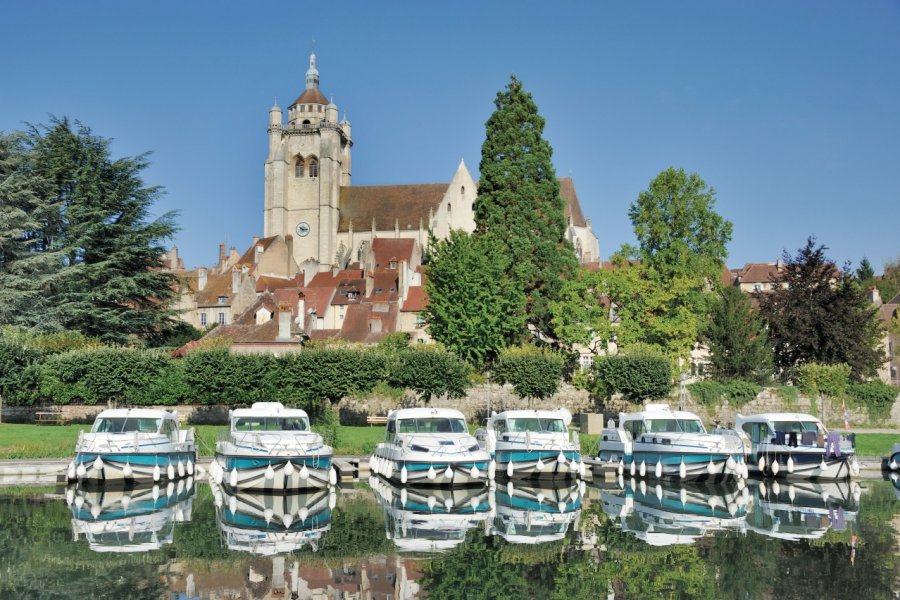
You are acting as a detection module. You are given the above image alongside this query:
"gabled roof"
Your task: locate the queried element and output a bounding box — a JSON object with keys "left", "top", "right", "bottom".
{"left": 195, "top": 271, "right": 235, "bottom": 307}
{"left": 256, "top": 274, "right": 303, "bottom": 293}
{"left": 368, "top": 272, "right": 399, "bottom": 303}
{"left": 331, "top": 278, "right": 365, "bottom": 306}
{"left": 336, "top": 303, "right": 398, "bottom": 344}
{"left": 338, "top": 184, "right": 447, "bottom": 232}
{"left": 233, "top": 294, "right": 277, "bottom": 325}
{"left": 204, "top": 319, "right": 300, "bottom": 344}
{"left": 235, "top": 236, "right": 278, "bottom": 269}
{"left": 371, "top": 238, "right": 415, "bottom": 268}
{"left": 307, "top": 269, "right": 364, "bottom": 288}
{"left": 559, "top": 177, "right": 586, "bottom": 228}
{"left": 877, "top": 303, "right": 898, "bottom": 325}
{"left": 401, "top": 286, "right": 428, "bottom": 312}
{"left": 300, "top": 287, "right": 335, "bottom": 315}
{"left": 736, "top": 263, "right": 782, "bottom": 284}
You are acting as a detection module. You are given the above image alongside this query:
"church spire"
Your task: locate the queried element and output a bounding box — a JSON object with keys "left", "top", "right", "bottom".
{"left": 306, "top": 52, "right": 320, "bottom": 90}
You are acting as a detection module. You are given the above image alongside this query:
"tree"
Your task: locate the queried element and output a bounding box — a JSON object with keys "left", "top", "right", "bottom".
{"left": 855, "top": 257, "right": 875, "bottom": 281}
{"left": 704, "top": 286, "right": 772, "bottom": 382}
{"left": 474, "top": 75, "right": 578, "bottom": 336}
{"left": 591, "top": 353, "right": 672, "bottom": 403}
{"left": 494, "top": 345, "right": 564, "bottom": 404}
{"left": 877, "top": 256, "right": 900, "bottom": 302}
{"left": 757, "top": 238, "right": 885, "bottom": 381}
{"left": 423, "top": 230, "right": 525, "bottom": 366}
{"left": 549, "top": 267, "right": 615, "bottom": 355}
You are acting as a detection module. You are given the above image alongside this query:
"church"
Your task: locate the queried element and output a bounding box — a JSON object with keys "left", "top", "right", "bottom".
{"left": 167, "top": 53, "right": 599, "bottom": 351}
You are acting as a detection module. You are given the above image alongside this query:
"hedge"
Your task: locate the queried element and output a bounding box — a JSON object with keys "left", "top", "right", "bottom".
{"left": 687, "top": 380, "right": 762, "bottom": 409}
{"left": 495, "top": 346, "right": 564, "bottom": 402}
{"left": 591, "top": 354, "right": 671, "bottom": 402}
{"left": 847, "top": 381, "right": 898, "bottom": 423}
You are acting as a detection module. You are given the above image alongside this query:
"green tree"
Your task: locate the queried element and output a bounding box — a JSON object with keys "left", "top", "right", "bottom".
{"left": 591, "top": 353, "right": 672, "bottom": 403}
{"left": 424, "top": 230, "right": 525, "bottom": 366}
{"left": 757, "top": 238, "right": 885, "bottom": 381}
{"left": 855, "top": 256, "right": 875, "bottom": 281}
{"left": 704, "top": 286, "right": 772, "bottom": 382}
{"left": 494, "top": 345, "right": 564, "bottom": 405}
{"left": 549, "top": 267, "right": 615, "bottom": 356}
{"left": 474, "top": 75, "right": 578, "bottom": 336}
{"left": 22, "top": 117, "right": 179, "bottom": 343}
{"left": 877, "top": 256, "right": 900, "bottom": 302}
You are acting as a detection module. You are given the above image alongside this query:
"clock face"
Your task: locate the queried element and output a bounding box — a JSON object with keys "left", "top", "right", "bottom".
{"left": 296, "top": 222, "right": 311, "bottom": 237}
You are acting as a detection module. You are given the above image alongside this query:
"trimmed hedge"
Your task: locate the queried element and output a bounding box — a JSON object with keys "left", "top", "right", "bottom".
{"left": 591, "top": 354, "right": 672, "bottom": 402}
{"left": 495, "top": 346, "right": 565, "bottom": 402}
{"left": 847, "top": 381, "right": 898, "bottom": 423}
{"left": 687, "top": 379, "right": 762, "bottom": 409}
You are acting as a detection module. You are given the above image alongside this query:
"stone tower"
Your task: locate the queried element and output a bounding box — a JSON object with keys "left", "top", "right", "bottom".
{"left": 264, "top": 52, "right": 352, "bottom": 270}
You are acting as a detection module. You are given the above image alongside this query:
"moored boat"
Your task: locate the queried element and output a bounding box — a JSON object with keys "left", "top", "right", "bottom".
{"left": 67, "top": 408, "right": 197, "bottom": 484}
{"left": 597, "top": 403, "right": 746, "bottom": 481}
{"left": 490, "top": 481, "right": 583, "bottom": 544}
{"left": 735, "top": 412, "right": 859, "bottom": 480}
{"left": 369, "top": 408, "right": 494, "bottom": 486}
{"left": 211, "top": 402, "right": 335, "bottom": 491}
{"left": 476, "top": 409, "right": 584, "bottom": 480}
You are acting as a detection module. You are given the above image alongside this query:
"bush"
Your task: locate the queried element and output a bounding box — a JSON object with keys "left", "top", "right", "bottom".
{"left": 688, "top": 379, "right": 761, "bottom": 409}
{"left": 688, "top": 380, "right": 725, "bottom": 408}
{"left": 0, "top": 337, "right": 43, "bottom": 405}
{"left": 495, "top": 346, "right": 564, "bottom": 402}
{"left": 592, "top": 354, "right": 671, "bottom": 402}
{"left": 268, "top": 349, "right": 387, "bottom": 404}
{"left": 848, "top": 381, "right": 898, "bottom": 422}
{"left": 795, "top": 363, "right": 851, "bottom": 399}
{"left": 388, "top": 347, "right": 470, "bottom": 400}
{"left": 772, "top": 385, "right": 799, "bottom": 406}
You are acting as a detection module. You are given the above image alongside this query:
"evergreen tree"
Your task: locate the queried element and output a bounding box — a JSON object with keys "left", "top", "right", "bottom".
{"left": 855, "top": 256, "right": 875, "bottom": 281}
{"left": 474, "top": 76, "right": 578, "bottom": 336}
{"left": 704, "top": 286, "right": 772, "bottom": 382}
{"left": 423, "top": 230, "right": 525, "bottom": 367}
{"left": 757, "top": 237, "right": 885, "bottom": 381}
{"left": 19, "top": 117, "right": 179, "bottom": 343}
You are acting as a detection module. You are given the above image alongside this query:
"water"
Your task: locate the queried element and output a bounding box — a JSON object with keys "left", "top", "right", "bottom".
{"left": 1, "top": 476, "right": 898, "bottom": 599}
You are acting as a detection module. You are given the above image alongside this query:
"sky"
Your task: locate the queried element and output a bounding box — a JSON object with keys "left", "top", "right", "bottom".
{"left": 2, "top": 1, "right": 898, "bottom": 272}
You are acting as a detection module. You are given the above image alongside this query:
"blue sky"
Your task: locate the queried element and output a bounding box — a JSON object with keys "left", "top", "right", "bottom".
{"left": 2, "top": 1, "right": 898, "bottom": 272}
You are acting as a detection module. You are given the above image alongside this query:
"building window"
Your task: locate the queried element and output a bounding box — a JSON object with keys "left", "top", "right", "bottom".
{"left": 308, "top": 157, "right": 319, "bottom": 178}
{"left": 217, "top": 295, "right": 227, "bottom": 305}
{"left": 308, "top": 105, "right": 313, "bottom": 112}
{"left": 200, "top": 313, "right": 207, "bottom": 327}
{"left": 753, "top": 283, "right": 762, "bottom": 292}
{"left": 302, "top": 119, "right": 311, "bottom": 126}
{"left": 295, "top": 157, "right": 305, "bottom": 177}
{"left": 415, "top": 314, "right": 425, "bottom": 326}
{"left": 461, "top": 185, "right": 465, "bottom": 197}
{"left": 447, "top": 203, "right": 451, "bottom": 213}
{"left": 218, "top": 312, "right": 225, "bottom": 325}
{"left": 300, "top": 105, "right": 305, "bottom": 112}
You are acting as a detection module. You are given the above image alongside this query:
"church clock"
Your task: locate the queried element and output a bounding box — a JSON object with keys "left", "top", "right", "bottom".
{"left": 296, "top": 222, "right": 311, "bottom": 237}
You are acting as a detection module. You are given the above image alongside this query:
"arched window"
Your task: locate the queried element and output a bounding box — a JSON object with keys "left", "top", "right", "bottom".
{"left": 294, "top": 157, "right": 305, "bottom": 178}
{"left": 308, "top": 157, "right": 319, "bottom": 178}
{"left": 447, "top": 203, "right": 452, "bottom": 213}
{"left": 302, "top": 119, "right": 311, "bottom": 126}
{"left": 461, "top": 185, "right": 465, "bottom": 197}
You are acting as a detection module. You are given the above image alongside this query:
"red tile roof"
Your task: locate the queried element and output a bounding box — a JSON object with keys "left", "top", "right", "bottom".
{"left": 736, "top": 263, "right": 782, "bottom": 284}
{"left": 307, "top": 269, "right": 364, "bottom": 288}
{"left": 235, "top": 236, "right": 278, "bottom": 269}
{"left": 368, "top": 272, "right": 399, "bottom": 303}
{"left": 338, "top": 183, "right": 447, "bottom": 232}
{"left": 195, "top": 271, "right": 235, "bottom": 307}
{"left": 300, "top": 287, "right": 335, "bottom": 315}
{"left": 291, "top": 87, "right": 328, "bottom": 106}
{"left": 371, "top": 238, "right": 415, "bottom": 268}
{"left": 255, "top": 274, "right": 303, "bottom": 293}
{"left": 559, "top": 177, "right": 587, "bottom": 227}
{"left": 401, "top": 286, "right": 428, "bottom": 312}
{"left": 331, "top": 278, "right": 366, "bottom": 306}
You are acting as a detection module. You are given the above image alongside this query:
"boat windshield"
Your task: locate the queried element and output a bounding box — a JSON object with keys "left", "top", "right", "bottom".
{"left": 506, "top": 418, "right": 567, "bottom": 433}
{"left": 772, "top": 420, "right": 822, "bottom": 434}
{"left": 646, "top": 419, "right": 706, "bottom": 433}
{"left": 233, "top": 416, "right": 310, "bottom": 432}
{"left": 92, "top": 418, "right": 161, "bottom": 433}
{"left": 396, "top": 418, "right": 467, "bottom": 434}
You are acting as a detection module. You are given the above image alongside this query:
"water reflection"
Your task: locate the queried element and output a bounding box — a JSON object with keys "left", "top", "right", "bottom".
{"left": 490, "top": 480, "right": 582, "bottom": 544}
{"left": 370, "top": 475, "right": 492, "bottom": 553}
{"left": 67, "top": 478, "right": 195, "bottom": 553}
{"left": 747, "top": 479, "right": 860, "bottom": 541}
{"left": 211, "top": 481, "right": 335, "bottom": 555}
{"left": 599, "top": 479, "right": 746, "bottom": 545}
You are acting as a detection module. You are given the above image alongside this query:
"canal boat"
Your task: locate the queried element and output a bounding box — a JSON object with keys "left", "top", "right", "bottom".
{"left": 67, "top": 479, "right": 195, "bottom": 553}
{"left": 735, "top": 412, "right": 859, "bottom": 480}
{"left": 369, "top": 408, "right": 494, "bottom": 486}
{"left": 490, "top": 481, "right": 582, "bottom": 544}
{"left": 597, "top": 403, "right": 746, "bottom": 481}
{"left": 210, "top": 402, "right": 336, "bottom": 491}
{"left": 476, "top": 409, "right": 584, "bottom": 480}
{"left": 211, "top": 481, "right": 334, "bottom": 555}
{"left": 745, "top": 478, "right": 860, "bottom": 541}
{"left": 889, "top": 443, "right": 900, "bottom": 471}
{"left": 67, "top": 408, "right": 197, "bottom": 484}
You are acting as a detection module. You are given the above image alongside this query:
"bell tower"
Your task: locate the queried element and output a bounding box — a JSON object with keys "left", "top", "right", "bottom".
{"left": 263, "top": 52, "right": 352, "bottom": 271}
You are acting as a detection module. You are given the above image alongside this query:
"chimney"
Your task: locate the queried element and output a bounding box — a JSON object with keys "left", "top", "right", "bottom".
{"left": 868, "top": 286, "right": 883, "bottom": 307}
{"left": 277, "top": 303, "right": 292, "bottom": 340}
{"left": 400, "top": 260, "right": 409, "bottom": 302}
{"left": 232, "top": 268, "right": 240, "bottom": 293}
{"left": 218, "top": 243, "right": 226, "bottom": 264}
{"left": 297, "top": 293, "right": 306, "bottom": 325}
{"left": 285, "top": 234, "right": 294, "bottom": 272}
{"left": 169, "top": 246, "right": 179, "bottom": 270}
{"left": 198, "top": 267, "right": 207, "bottom": 291}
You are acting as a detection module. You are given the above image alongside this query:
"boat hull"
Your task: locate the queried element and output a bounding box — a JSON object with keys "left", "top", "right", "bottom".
{"left": 745, "top": 449, "right": 855, "bottom": 480}
{"left": 69, "top": 451, "right": 197, "bottom": 484}
{"left": 370, "top": 445, "right": 492, "bottom": 486}
{"left": 213, "top": 454, "right": 334, "bottom": 491}
{"left": 598, "top": 447, "right": 744, "bottom": 482}
{"left": 494, "top": 448, "right": 582, "bottom": 480}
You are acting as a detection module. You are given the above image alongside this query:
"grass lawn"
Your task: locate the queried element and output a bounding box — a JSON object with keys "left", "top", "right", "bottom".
{"left": 0, "top": 423, "right": 388, "bottom": 459}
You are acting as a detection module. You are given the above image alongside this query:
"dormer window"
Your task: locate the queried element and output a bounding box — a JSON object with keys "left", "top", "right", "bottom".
{"left": 308, "top": 157, "right": 319, "bottom": 178}
{"left": 217, "top": 296, "right": 227, "bottom": 305}
{"left": 389, "top": 259, "right": 397, "bottom": 270}
{"left": 295, "top": 157, "right": 305, "bottom": 177}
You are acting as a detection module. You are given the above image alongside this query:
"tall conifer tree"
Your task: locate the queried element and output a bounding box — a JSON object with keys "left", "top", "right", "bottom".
{"left": 475, "top": 76, "right": 577, "bottom": 336}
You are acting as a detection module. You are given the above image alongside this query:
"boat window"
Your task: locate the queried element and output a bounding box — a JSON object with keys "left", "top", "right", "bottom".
{"left": 772, "top": 420, "right": 819, "bottom": 434}
{"left": 92, "top": 418, "right": 161, "bottom": 433}
{"left": 646, "top": 419, "right": 706, "bottom": 433}
{"left": 624, "top": 420, "right": 646, "bottom": 439}
{"left": 743, "top": 422, "right": 771, "bottom": 443}
{"left": 233, "top": 416, "right": 310, "bottom": 431}
{"left": 493, "top": 420, "right": 507, "bottom": 435}
{"left": 396, "top": 418, "right": 467, "bottom": 433}
{"left": 506, "top": 418, "right": 566, "bottom": 433}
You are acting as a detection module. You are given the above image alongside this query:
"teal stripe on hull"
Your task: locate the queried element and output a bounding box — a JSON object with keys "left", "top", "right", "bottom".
{"left": 497, "top": 450, "right": 580, "bottom": 463}
{"left": 220, "top": 455, "right": 332, "bottom": 471}
{"left": 623, "top": 452, "right": 741, "bottom": 465}
{"left": 401, "top": 461, "right": 489, "bottom": 472}
{"left": 75, "top": 452, "right": 195, "bottom": 466}
{"left": 495, "top": 491, "right": 581, "bottom": 513}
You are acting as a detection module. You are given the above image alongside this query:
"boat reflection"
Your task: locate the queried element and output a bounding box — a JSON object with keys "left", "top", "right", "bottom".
{"left": 370, "top": 475, "right": 491, "bottom": 553}
{"left": 211, "top": 482, "right": 334, "bottom": 555}
{"left": 66, "top": 477, "right": 195, "bottom": 553}
{"left": 489, "top": 480, "right": 583, "bottom": 544}
{"left": 599, "top": 478, "right": 747, "bottom": 545}
{"left": 744, "top": 478, "right": 859, "bottom": 541}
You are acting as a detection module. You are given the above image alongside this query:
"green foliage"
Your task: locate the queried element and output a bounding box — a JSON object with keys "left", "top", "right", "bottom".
{"left": 0, "top": 337, "right": 43, "bottom": 405}
{"left": 549, "top": 267, "right": 615, "bottom": 355}
{"left": 591, "top": 354, "right": 672, "bottom": 402}
{"left": 689, "top": 380, "right": 762, "bottom": 408}
{"left": 387, "top": 347, "right": 470, "bottom": 400}
{"left": 847, "top": 381, "right": 897, "bottom": 422}
{"left": 424, "top": 230, "right": 526, "bottom": 366}
{"left": 855, "top": 257, "right": 875, "bottom": 281}
{"left": 474, "top": 75, "right": 578, "bottom": 336}
{"left": 772, "top": 384, "right": 799, "bottom": 406}
{"left": 876, "top": 255, "right": 900, "bottom": 303}
{"left": 757, "top": 238, "right": 885, "bottom": 381}
{"left": 704, "top": 286, "right": 772, "bottom": 382}
{"left": 794, "top": 362, "right": 851, "bottom": 399}
{"left": 269, "top": 348, "right": 386, "bottom": 403}
{"left": 375, "top": 331, "right": 410, "bottom": 355}
{"left": 494, "top": 345, "right": 564, "bottom": 402}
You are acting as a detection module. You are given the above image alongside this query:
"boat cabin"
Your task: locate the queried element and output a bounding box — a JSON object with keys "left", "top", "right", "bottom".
{"left": 229, "top": 402, "right": 311, "bottom": 432}
{"left": 737, "top": 413, "right": 826, "bottom": 446}
{"left": 91, "top": 409, "right": 181, "bottom": 438}
{"left": 384, "top": 408, "right": 469, "bottom": 442}
{"left": 489, "top": 410, "right": 570, "bottom": 437}
{"left": 618, "top": 404, "right": 707, "bottom": 439}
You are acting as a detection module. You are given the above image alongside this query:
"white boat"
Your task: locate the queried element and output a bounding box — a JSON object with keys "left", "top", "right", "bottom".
{"left": 744, "top": 478, "right": 860, "bottom": 541}
{"left": 67, "top": 479, "right": 195, "bottom": 553}
{"left": 371, "top": 476, "right": 492, "bottom": 553}
{"left": 369, "top": 408, "right": 494, "bottom": 486}
{"left": 476, "top": 409, "right": 584, "bottom": 480}
{"left": 490, "top": 481, "right": 583, "bottom": 544}
{"left": 211, "top": 481, "right": 334, "bottom": 555}
{"left": 888, "top": 443, "right": 900, "bottom": 471}
{"left": 597, "top": 403, "right": 746, "bottom": 481}
{"left": 735, "top": 412, "right": 859, "bottom": 480}
{"left": 211, "top": 402, "right": 335, "bottom": 491}
{"left": 67, "top": 408, "right": 197, "bottom": 484}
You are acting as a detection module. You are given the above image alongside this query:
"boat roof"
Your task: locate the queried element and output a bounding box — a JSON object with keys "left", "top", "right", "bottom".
{"left": 231, "top": 402, "right": 309, "bottom": 419}
{"left": 94, "top": 408, "right": 179, "bottom": 420}
{"left": 735, "top": 412, "right": 823, "bottom": 425}
{"left": 620, "top": 404, "right": 703, "bottom": 422}
{"left": 491, "top": 409, "right": 572, "bottom": 425}
{"left": 388, "top": 407, "right": 467, "bottom": 421}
